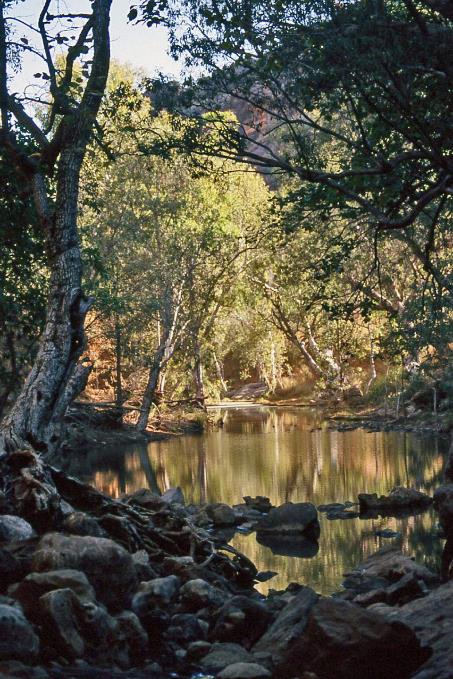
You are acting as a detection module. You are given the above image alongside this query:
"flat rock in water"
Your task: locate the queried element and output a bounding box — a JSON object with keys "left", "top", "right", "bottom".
{"left": 346, "top": 546, "right": 437, "bottom": 585}
{"left": 359, "top": 487, "right": 432, "bottom": 513}
{"left": 274, "top": 597, "right": 431, "bottom": 679}
{"left": 0, "top": 604, "right": 40, "bottom": 662}
{"left": 255, "top": 502, "right": 320, "bottom": 539}
{"left": 256, "top": 532, "right": 319, "bottom": 558}
{"left": 0, "top": 515, "right": 35, "bottom": 542}
{"left": 32, "top": 532, "right": 138, "bottom": 609}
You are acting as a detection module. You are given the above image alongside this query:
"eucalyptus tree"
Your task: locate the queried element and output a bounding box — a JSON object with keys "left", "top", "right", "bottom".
{"left": 0, "top": 0, "right": 112, "bottom": 455}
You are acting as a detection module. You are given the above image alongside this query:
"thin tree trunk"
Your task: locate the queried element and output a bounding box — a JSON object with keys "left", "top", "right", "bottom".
{"left": 193, "top": 342, "right": 205, "bottom": 406}
{"left": 136, "top": 345, "right": 166, "bottom": 432}
{"left": 213, "top": 351, "right": 228, "bottom": 393}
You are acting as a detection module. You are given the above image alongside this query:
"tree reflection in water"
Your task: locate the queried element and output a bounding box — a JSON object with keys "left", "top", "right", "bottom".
{"left": 57, "top": 406, "right": 449, "bottom": 594}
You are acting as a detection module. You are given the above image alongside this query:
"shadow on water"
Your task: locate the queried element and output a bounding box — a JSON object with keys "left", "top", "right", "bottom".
{"left": 56, "top": 406, "right": 450, "bottom": 594}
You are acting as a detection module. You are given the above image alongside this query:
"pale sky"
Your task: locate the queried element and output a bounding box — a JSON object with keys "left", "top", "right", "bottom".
{"left": 9, "top": 0, "right": 181, "bottom": 94}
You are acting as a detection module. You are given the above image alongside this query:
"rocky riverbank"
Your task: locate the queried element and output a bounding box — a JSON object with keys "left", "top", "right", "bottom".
{"left": 1, "top": 449, "right": 453, "bottom": 678}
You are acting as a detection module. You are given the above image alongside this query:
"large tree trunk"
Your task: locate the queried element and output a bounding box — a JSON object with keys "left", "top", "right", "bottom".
{"left": 0, "top": 1, "right": 112, "bottom": 461}
{"left": 193, "top": 342, "right": 206, "bottom": 406}
{"left": 1, "top": 160, "right": 92, "bottom": 455}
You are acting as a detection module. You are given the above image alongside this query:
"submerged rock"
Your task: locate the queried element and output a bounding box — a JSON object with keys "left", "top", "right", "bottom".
{"left": 32, "top": 532, "right": 138, "bottom": 608}
{"left": 255, "top": 502, "right": 320, "bottom": 539}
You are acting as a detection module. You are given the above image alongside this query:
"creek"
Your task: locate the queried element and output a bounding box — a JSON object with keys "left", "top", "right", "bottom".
{"left": 59, "top": 405, "right": 449, "bottom": 595}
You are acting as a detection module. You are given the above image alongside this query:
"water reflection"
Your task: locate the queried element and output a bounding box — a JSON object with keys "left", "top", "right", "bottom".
{"left": 58, "top": 406, "right": 449, "bottom": 594}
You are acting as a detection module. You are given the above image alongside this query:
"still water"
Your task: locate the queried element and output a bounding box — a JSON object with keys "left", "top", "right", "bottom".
{"left": 60, "top": 406, "right": 449, "bottom": 594}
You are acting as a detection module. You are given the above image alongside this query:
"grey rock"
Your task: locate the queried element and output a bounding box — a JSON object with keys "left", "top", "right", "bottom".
{"left": 253, "top": 586, "right": 318, "bottom": 664}
{"left": 161, "top": 487, "right": 185, "bottom": 505}
{"left": 186, "top": 639, "right": 212, "bottom": 660}
{"left": 115, "top": 610, "right": 148, "bottom": 660}
{"left": 200, "top": 642, "right": 255, "bottom": 672}
{"left": 345, "top": 546, "right": 437, "bottom": 585}
{"left": 206, "top": 503, "right": 237, "bottom": 526}
{"left": 9, "top": 569, "right": 95, "bottom": 620}
{"left": 137, "top": 575, "right": 180, "bottom": 605}
{"left": 180, "top": 578, "right": 225, "bottom": 610}
{"left": 0, "top": 548, "right": 22, "bottom": 592}
{"left": 217, "top": 662, "right": 271, "bottom": 678}
{"left": 39, "top": 588, "right": 85, "bottom": 658}
{"left": 62, "top": 512, "right": 105, "bottom": 537}
{"left": 0, "top": 515, "right": 35, "bottom": 543}
{"left": 255, "top": 502, "right": 320, "bottom": 539}
{"left": 32, "top": 532, "right": 138, "bottom": 609}
{"left": 124, "top": 488, "right": 166, "bottom": 510}
{"left": 0, "top": 604, "right": 40, "bottom": 662}
{"left": 212, "top": 596, "right": 272, "bottom": 647}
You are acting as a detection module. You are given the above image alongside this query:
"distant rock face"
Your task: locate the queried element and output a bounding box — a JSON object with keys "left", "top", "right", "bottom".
{"left": 32, "top": 533, "right": 137, "bottom": 608}
{"left": 256, "top": 502, "right": 320, "bottom": 539}
{"left": 0, "top": 604, "right": 40, "bottom": 662}
{"left": 275, "top": 598, "right": 430, "bottom": 679}
{"left": 0, "top": 515, "right": 35, "bottom": 542}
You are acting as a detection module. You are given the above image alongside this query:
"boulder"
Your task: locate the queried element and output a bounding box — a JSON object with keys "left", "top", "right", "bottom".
{"left": 115, "top": 610, "right": 148, "bottom": 661}
{"left": 200, "top": 642, "right": 255, "bottom": 673}
{"left": 32, "top": 532, "right": 137, "bottom": 609}
{"left": 275, "top": 597, "right": 430, "bottom": 679}
{"left": 136, "top": 575, "right": 180, "bottom": 605}
{"left": 9, "top": 569, "right": 95, "bottom": 620}
{"left": 161, "top": 487, "right": 185, "bottom": 505}
{"left": 359, "top": 487, "right": 432, "bottom": 514}
{"left": 39, "top": 588, "right": 85, "bottom": 658}
{"left": 345, "top": 546, "right": 437, "bottom": 586}
{"left": 212, "top": 596, "right": 272, "bottom": 647}
{"left": 252, "top": 586, "right": 319, "bottom": 664}
{"left": 0, "top": 515, "right": 35, "bottom": 543}
{"left": 179, "top": 578, "right": 225, "bottom": 610}
{"left": 206, "top": 503, "right": 237, "bottom": 526}
{"left": 255, "top": 503, "right": 320, "bottom": 539}
{"left": 217, "top": 662, "right": 271, "bottom": 678}
{"left": 243, "top": 496, "right": 273, "bottom": 513}
{"left": 372, "top": 579, "right": 453, "bottom": 679}
{"left": 0, "top": 604, "right": 40, "bottom": 662}
{"left": 166, "top": 613, "right": 207, "bottom": 643}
